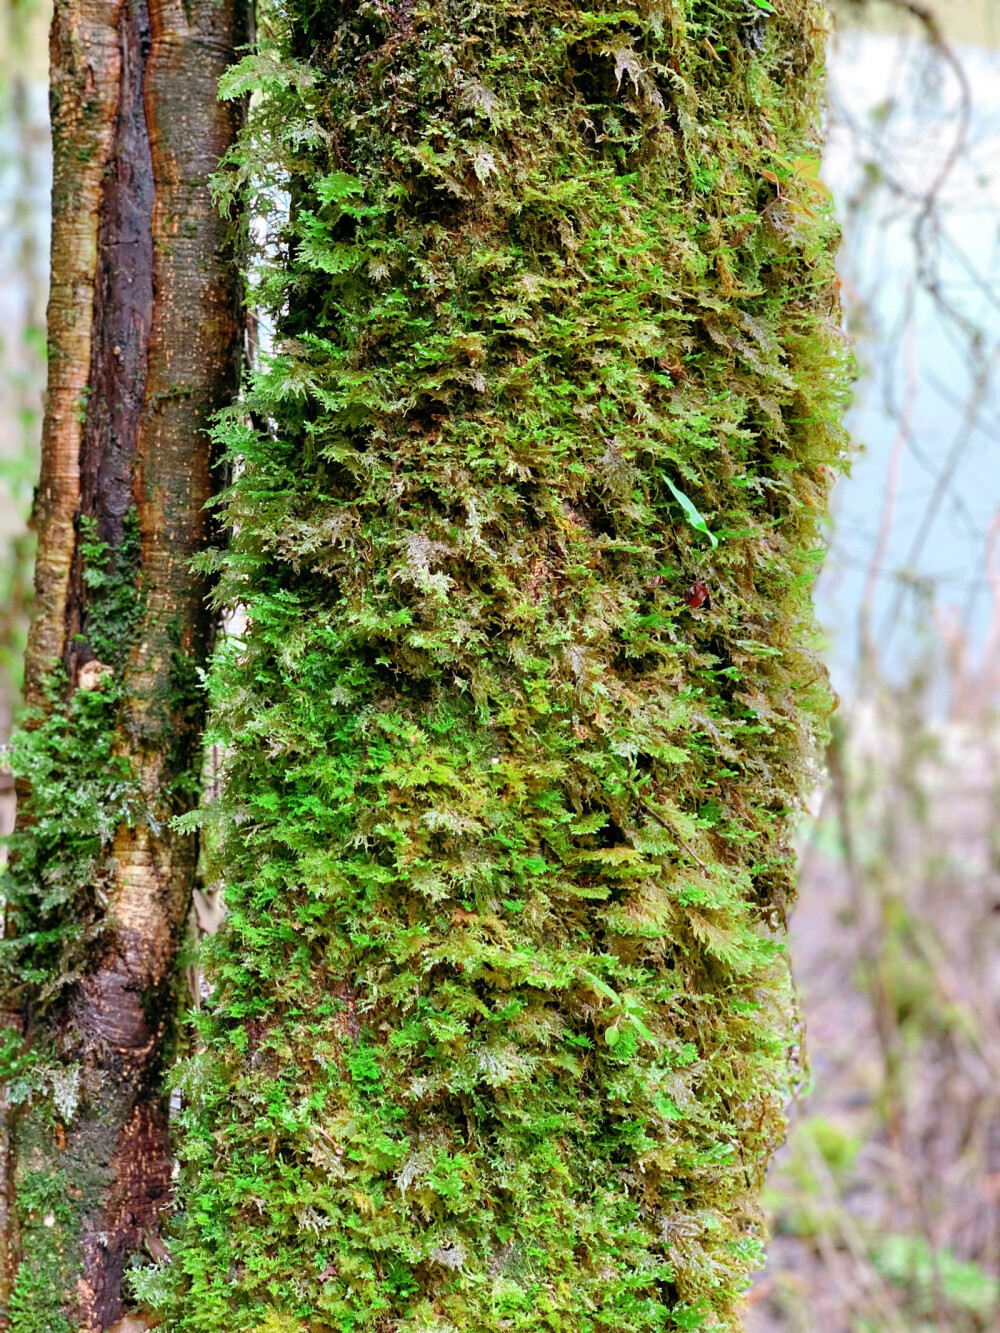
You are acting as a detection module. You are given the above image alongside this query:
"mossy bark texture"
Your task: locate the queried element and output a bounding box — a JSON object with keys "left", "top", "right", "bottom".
{"left": 164, "top": 2, "right": 849, "bottom": 1331}
{"left": 0, "top": 0, "right": 246, "bottom": 1325}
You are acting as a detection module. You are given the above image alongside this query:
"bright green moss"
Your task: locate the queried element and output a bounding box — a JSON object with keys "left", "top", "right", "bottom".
{"left": 0, "top": 509, "right": 147, "bottom": 1325}
{"left": 6, "top": 1168, "right": 78, "bottom": 1333}
{"left": 166, "top": 2, "right": 849, "bottom": 1329}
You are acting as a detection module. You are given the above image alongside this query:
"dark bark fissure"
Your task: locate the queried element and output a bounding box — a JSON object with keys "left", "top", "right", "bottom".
{"left": 81, "top": 1100, "right": 172, "bottom": 1328}
{"left": 66, "top": 0, "right": 154, "bottom": 681}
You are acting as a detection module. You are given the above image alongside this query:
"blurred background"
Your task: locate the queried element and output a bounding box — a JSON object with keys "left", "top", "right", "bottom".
{"left": 0, "top": 0, "right": 46, "bottom": 837}
{"left": 755, "top": 2, "right": 1000, "bottom": 1327}
{"left": 2, "top": 0, "right": 1000, "bottom": 1327}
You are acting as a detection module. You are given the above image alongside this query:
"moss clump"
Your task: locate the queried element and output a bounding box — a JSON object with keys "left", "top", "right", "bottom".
{"left": 1, "top": 501, "right": 145, "bottom": 987}
{"left": 0, "top": 508, "right": 146, "bottom": 1326}
{"left": 1, "top": 675, "right": 139, "bottom": 997}
{"left": 77, "top": 507, "right": 145, "bottom": 671}
{"left": 166, "top": 2, "right": 849, "bottom": 1329}
{"left": 6, "top": 1167, "right": 78, "bottom": 1333}
{"left": 1, "top": 504, "right": 146, "bottom": 995}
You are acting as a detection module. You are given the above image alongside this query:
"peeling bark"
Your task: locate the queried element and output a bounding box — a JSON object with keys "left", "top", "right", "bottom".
{"left": 1, "top": 0, "right": 247, "bottom": 1322}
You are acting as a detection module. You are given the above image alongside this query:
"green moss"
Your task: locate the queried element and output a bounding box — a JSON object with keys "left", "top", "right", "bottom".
{"left": 7, "top": 1167, "right": 79, "bottom": 1333}
{"left": 165, "top": 2, "right": 850, "bottom": 1330}
{"left": 0, "top": 675, "right": 140, "bottom": 998}
{"left": 0, "top": 674, "right": 137, "bottom": 1329}
{"left": 78, "top": 506, "right": 145, "bottom": 669}
{"left": 1, "top": 505, "right": 147, "bottom": 996}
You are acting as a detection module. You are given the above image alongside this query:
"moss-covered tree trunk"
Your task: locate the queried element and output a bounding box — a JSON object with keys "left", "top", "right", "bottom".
{"left": 0, "top": 0, "right": 247, "bottom": 1324}
{"left": 157, "top": 2, "right": 849, "bottom": 1331}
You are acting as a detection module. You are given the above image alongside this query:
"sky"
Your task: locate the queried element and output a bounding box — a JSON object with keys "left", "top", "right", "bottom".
{"left": 819, "top": 25, "right": 1000, "bottom": 692}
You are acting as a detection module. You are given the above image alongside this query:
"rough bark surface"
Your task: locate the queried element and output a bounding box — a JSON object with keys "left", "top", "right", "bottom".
{"left": 0, "top": 0, "right": 246, "bottom": 1323}
{"left": 25, "top": 0, "right": 123, "bottom": 707}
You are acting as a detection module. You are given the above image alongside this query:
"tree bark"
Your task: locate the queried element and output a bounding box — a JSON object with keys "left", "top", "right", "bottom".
{"left": 0, "top": 0, "right": 246, "bottom": 1323}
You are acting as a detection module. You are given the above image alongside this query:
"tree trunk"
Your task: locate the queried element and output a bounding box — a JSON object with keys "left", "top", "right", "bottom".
{"left": 0, "top": 0, "right": 246, "bottom": 1323}
{"left": 163, "top": 3, "right": 849, "bottom": 1331}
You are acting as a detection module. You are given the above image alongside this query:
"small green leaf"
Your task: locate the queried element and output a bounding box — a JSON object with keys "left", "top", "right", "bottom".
{"left": 665, "top": 478, "right": 719, "bottom": 548}
{"left": 749, "top": 0, "right": 776, "bottom": 12}
{"left": 605, "top": 1023, "right": 621, "bottom": 1048}
{"left": 792, "top": 156, "right": 833, "bottom": 201}
{"left": 581, "top": 971, "right": 620, "bottom": 1004}
{"left": 316, "top": 172, "right": 365, "bottom": 205}
{"left": 626, "top": 1012, "right": 655, "bottom": 1044}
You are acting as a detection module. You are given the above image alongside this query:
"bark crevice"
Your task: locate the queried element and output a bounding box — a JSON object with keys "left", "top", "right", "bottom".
{"left": 66, "top": 0, "right": 155, "bottom": 683}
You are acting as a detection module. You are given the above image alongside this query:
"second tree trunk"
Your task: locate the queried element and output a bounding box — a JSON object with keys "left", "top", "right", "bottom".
{"left": 0, "top": 0, "right": 246, "bottom": 1326}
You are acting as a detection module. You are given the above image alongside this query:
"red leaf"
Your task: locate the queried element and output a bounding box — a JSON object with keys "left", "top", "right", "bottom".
{"left": 684, "top": 580, "right": 710, "bottom": 609}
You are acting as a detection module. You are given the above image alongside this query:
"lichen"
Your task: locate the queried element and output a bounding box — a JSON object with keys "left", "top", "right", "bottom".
{"left": 164, "top": 2, "right": 850, "bottom": 1330}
